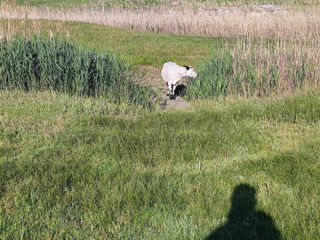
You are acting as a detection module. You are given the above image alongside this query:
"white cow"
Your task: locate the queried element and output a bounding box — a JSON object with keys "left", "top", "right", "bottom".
{"left": 161, "top": 62, "right": 197, "bottom": 99}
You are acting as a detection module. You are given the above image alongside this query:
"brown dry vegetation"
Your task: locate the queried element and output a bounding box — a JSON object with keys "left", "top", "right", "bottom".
{"left": 186, "top": 37, "right": 320, "bottom": 99}
{"left": 1, "top": 2, "right": 320, "bottom": 38}
{"left": 231, "top": 37, "right": 320, "bottom": 94}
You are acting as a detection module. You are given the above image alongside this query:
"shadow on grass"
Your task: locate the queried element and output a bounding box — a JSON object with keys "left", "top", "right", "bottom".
{"left": 174, "top": 84, "right": 187, "bottom": 97}
{"left": 206, "top": 184, "right": 282, "bottom": 240}
{"left": 169, "top": 84, "right": 187, "bottom": 100}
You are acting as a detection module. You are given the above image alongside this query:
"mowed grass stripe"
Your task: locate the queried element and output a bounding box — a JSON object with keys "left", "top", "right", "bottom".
{"left": 0, "top": 19, "right": 224, "bottom": 67}
{"left": 67, "top": 22, "right": 223, "bottom": 67}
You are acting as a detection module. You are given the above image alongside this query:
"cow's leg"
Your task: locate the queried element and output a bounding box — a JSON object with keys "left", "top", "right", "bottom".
{"left": 167, "top": 81, "right": 173, "bottom": 96}
{"left": 170, "top": 83, "right": 177, "bottom": 100}
{"left": 166, "top": 82, "right": 170, "bottom": 96}
{"left": 172, "top": 84, "right": 177, "bottom": 95}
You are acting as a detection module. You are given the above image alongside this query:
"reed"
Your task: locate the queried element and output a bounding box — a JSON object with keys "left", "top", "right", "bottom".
{"left": 0, "top": 36, "right": 153, "bottom": 107}
{"left": 186, "top": 37, "right": 320, "bottom": 99}
{"left": 2, "top": 2, "right": 320, "bottom": 38}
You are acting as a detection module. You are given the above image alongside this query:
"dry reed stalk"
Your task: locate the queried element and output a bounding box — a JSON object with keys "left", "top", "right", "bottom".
{"left": 1, "top": 2, "right": 320, "bottom": 38}
{"left": 0, "top": 18, "right": 54, "bottom": 40}
{"left": 186, "top": 35, "right": 320, "bottom": 99}
{"left": 231, "top": 37, "right": 320, "bottom": 96}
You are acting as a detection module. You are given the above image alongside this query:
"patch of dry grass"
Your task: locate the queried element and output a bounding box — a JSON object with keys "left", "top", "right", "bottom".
{"left": 186, "top": 36, "right": 320, "bottom": 98}
{"left": 1, "top": 2, "right": 320, "bottom": 38}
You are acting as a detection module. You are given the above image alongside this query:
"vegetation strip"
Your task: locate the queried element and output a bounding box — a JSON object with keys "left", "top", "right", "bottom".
{"left": 0, "top": 36, "right": 153, "bottom": 106}
{"left": 3, "top": 2, "right": 320, "bottom": 38}
{"left": 0, "top": 19, "right": 218, "bottom": 68}
{"left": 13, "top": 0, "right": 320, "bottom": 8}
{"left": 187, "top": 38, "right": 320, "bottom": 99}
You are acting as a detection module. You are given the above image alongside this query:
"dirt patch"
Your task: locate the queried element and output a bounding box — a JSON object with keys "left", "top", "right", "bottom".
{"left": 161, "top": 96, "right": 191, "bottom": 110}
{"left": 139, "top": 66, "right": 164, "bottom": 94}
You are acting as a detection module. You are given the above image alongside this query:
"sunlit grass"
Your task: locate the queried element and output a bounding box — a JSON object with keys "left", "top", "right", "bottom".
{"left": 187, "top": 37, "right": 320, "bottom": 99}
{"left": 0, "top": 19, "right": 220, "bottom": 67}
{"left": 0, "top": 36, "right": 154, "bottom": 106}
{"left": 0, "top": 90, "right": 319, "bottom": 239}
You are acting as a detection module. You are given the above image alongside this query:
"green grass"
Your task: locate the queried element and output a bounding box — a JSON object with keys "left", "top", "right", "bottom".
{"left": 0, "top": 19, "right": 221, "bottom": 68}
{"left": 0, "top": 14, "right": 319, "bottom": 239}
{"left": 0, "top": 90, "right": 319, "bottom": 239}
{"left": 0, "top": 36, "right": 153, "bottom": 107}
{"left": 186, "top": 41, "right": 319, "bottom": 99}
{"left": 12, "top": 0, "right": 91, "bottom": 7}
{"left": 67, "top": 22, "right": 220, "bottom": 68}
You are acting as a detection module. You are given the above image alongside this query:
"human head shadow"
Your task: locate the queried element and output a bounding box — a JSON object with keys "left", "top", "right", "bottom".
{"left": 205, "top": 184, "right": 282, "bottom": 240}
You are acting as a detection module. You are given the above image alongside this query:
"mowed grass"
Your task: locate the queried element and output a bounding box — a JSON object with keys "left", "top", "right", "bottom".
{"left": 0, "top": 19, "right": 220, "bottom": 67}
{"left": 67, "top": 22, "right": 220, "bottom": 67}
{"left": 0, "top": 90, "right": 319, "bottom": 239}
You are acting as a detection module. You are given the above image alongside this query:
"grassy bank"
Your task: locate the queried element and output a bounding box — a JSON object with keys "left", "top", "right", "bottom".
{"left": 1, "top": 20, "right": 319, "bottom": 100}
{"left": 0, "top": 90, "right": 319, "bottom": 239}
{"left": 67, "top": 22, "right": 220, "bottom": 67}
{"left": 0, "top": 19, "right": 219, "bottom": 67}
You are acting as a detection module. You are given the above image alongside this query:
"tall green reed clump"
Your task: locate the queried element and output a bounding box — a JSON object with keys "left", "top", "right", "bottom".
{"left": 0, "top": 36, "right": 153, "bottom": 107}
{"left": 186, "top": 38, "right": 320, "bottom": 99}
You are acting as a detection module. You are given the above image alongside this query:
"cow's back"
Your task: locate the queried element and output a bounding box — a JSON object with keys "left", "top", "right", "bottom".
{"left": 161, "top": 62, "right": 183, "bottom": 83}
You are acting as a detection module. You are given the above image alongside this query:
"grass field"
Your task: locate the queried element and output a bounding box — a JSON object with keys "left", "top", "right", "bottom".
{"left": 0, "top": 19, "right": 219, "bottom": 67}
{"left": 3, "top": 19, "right": 318, "bottom": 99}
{"left": 1, "top": 1, "right": 320, "bottom": 239}
{"left": 67, "top": 22, "right": 220, "bottom": 67}
{"left": 0, "top": 90, "right": 319, "bottom": 239}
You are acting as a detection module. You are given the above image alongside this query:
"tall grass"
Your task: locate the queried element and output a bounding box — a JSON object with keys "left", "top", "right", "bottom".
{"left": 14, "top": 0, "right": 320, "bottom": 8}
{"left": 2, "top": 2, "right": 320, "bottom": 38}
{"left": 0, "top": 36, "right": 153, "bottom": 107}
{"left": 187, "top": 37, "right": 320, "bottom": 99}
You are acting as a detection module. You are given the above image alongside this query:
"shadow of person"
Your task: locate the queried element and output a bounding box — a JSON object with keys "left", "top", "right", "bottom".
{"left": 205, "top": 184, "right": 282, "bottom": 240}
